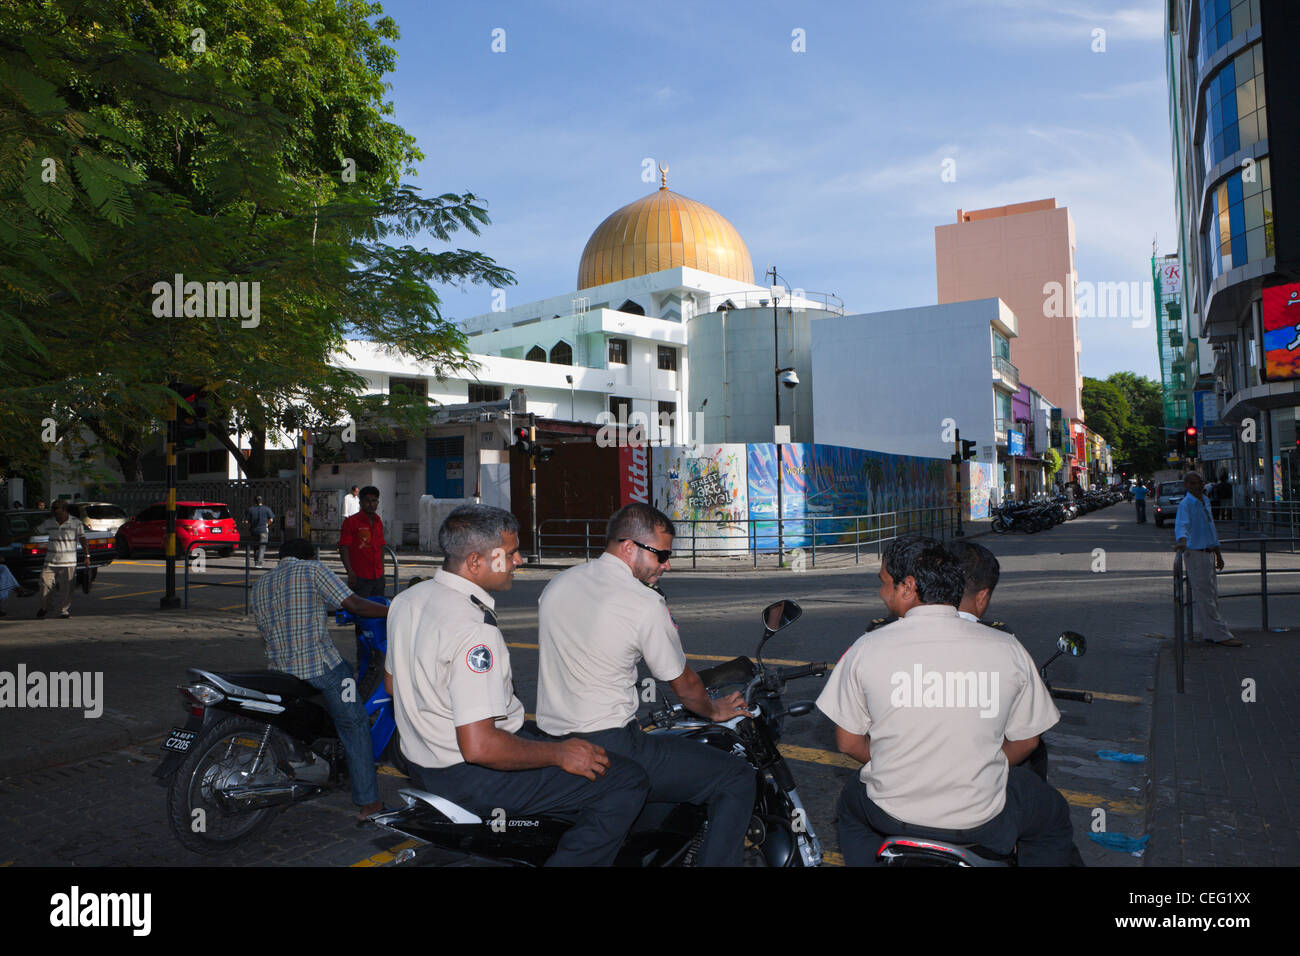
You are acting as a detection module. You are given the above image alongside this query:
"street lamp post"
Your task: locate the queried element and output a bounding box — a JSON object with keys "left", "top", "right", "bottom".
{"left": 766, "top": 267, "right": 794, "bottom": 568}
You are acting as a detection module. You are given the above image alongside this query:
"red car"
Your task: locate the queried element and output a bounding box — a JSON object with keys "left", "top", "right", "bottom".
{"left": 115, "top": 501, "right": 240, "bottom": 558}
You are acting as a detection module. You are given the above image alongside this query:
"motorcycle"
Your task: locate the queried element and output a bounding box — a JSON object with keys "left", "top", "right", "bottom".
{"left": 154, "top": 598, "right": 402, "bottom": 853}
{"left": 369, "top": 598, "right": 828, "bottom": 867}
{"left": 874, "top": 631, "right": 1091, "bottom": 867}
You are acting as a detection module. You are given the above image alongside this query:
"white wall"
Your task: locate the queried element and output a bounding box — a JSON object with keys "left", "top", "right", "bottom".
{"left": 812, "top": 299, "right": 1008, "bottom": 464}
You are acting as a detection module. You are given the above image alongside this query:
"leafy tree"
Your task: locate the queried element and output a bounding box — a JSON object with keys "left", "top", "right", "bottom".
{"left": 1081, "top": 377, "right": 1130, "bottom": 452}
{"left": 1106, "top": 371, "right": 1166, "bottom": 475}
{"left": 1, "top": 0, "right": 514, "bottom": 487}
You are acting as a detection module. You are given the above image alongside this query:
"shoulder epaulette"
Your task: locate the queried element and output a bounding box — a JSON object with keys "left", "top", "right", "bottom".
{"left": 981, "top": 619, "right": 1011, "bottom": 633}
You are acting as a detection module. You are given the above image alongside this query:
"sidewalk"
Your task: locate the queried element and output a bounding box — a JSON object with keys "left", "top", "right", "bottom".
{"left": 1146, "top": 628, "right": 1300, "bottom": 865}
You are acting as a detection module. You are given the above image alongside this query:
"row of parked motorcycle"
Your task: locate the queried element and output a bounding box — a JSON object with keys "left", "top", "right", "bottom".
{"left": 989, "top": 488, "right": 1125, "bottom": 534}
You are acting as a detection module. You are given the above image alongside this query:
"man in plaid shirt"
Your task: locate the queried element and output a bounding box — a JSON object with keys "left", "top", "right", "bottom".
{"left": 251, "top": 538, "right": 390, "bottom": 820}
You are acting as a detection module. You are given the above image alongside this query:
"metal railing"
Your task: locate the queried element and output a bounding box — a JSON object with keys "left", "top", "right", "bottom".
{"left": 703, "top": 289, "right": 846, "bottom": 315}
{"left": 538, "top": 506, "right": 963, "bottom": 568}
{"left": 1171, "top": 536, "right": 1300, "bottom": 693}
{"left": 993, "top": 355, "right": 1020, "bottom": 389}
{"left": 183, "top": 541, "right": 402, "bottom": 612}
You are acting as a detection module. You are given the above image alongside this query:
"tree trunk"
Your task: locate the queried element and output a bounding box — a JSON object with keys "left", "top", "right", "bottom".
{"left": 248, "top": 424, "right": 267, "bottom": 479}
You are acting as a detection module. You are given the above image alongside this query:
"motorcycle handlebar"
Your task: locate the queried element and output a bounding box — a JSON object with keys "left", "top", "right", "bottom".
{"left": 777, "top": 662, "right": 827, "bottom": 682}
{"left": 1051, "top": 688, "right": 1093, "bottom": 703}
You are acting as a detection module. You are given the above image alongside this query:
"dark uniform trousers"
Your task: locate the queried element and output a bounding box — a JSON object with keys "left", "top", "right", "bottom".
{"left": 568, "top": 721, "right": 756, "bottom": 867}
{"left": 408, "top": 745, "right": 649, "bottom": 867}
{"left": 836, "top": 765, "right": 1081, "bottom": 866}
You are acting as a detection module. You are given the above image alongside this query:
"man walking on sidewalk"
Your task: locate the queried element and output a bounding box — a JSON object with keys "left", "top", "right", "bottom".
{"left": 1175, "top": 471, "right": 1241, "bottom": 647}
{"left": 1133, "top": 481, "right": 1148, "bottom": 523}
{"left": 34, "top": 500, "right": 90, "bottom": 619}
{"left": 245, "top": 496, "right": 275, "bottom": 568}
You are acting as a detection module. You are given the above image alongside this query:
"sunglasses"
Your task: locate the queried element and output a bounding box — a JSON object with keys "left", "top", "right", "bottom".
{"left": 621, "top": 538, "right": 672, "bottom": 563}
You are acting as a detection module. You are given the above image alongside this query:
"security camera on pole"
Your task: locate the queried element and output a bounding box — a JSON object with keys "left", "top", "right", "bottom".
{"left": 766, "top": 267, "right": 799, "bottom": 568}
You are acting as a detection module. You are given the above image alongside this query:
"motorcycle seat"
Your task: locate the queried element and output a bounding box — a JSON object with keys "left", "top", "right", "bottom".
{"left": 876, "top": 835, "right": 1015, "bottom": 866}
{"left": 215, "top": 670, "right": 323, "bottom": 700}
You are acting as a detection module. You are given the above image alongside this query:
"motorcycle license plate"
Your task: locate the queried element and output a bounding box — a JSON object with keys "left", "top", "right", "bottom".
{"left": 163, "top": 727, "right": 197, "bottom": 753}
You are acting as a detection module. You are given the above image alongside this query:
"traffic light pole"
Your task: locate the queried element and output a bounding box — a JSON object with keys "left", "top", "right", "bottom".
{"left": 160, "top": 397, "right": 181, "bottom": 609}
{"left": 954, "top": 430, "right": 965, "bottom": 538}
{"left": 529, "top": 416, "right": 539, "bottom": 563}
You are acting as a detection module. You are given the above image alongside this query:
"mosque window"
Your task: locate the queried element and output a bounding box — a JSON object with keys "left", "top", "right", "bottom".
{"left": 657, "top": 346, "right": 678, "bottom": 371}
{"left": 550, "top": 341, "right": 573, "bottom": 365}
{"left": 526, "top": 346, "right": 546, "bottom": 362}
{"left": 716, "top": 300, "right": 736, "bottom": 312}
{"left": 618, "top": 299, "right": 646, "bottom": 316}
{"left": 608, "top": 338, "right": 628, "bottom": 365}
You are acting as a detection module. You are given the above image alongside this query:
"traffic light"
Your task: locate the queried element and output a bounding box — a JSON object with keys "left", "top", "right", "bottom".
{"left": 961, "top": 438, "right": 977, "bottom": 461}
{"left": 1185, "top": 423, "right": 1198, "bottom": 460}
{"left": 171, "top": 383, "right": 209, "bottom": 448}
{"left": 512, "top": 425, "right": 553, "bottom": 462}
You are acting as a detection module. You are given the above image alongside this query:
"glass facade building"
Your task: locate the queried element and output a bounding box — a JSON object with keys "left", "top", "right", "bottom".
{"left": 1165, "top": 0, "right": 1300, "bottom": 507}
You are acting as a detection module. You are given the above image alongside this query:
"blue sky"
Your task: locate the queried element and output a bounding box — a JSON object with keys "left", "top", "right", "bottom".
{"left": 379, "top": 0, "right": 1175, "bottom": 380}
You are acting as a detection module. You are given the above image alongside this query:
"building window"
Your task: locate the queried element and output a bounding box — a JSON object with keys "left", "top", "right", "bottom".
{"left": 657, "top": 401, "right": 676, "bottom": 444}
{"left": 617, "top": 299, "right": 645, "bottom": 316}
{"left": 1199, "top": 0, "right": 1259, "bottom": 69}
{"left": 991, "top": 331, "right": 1011, "bottom": 360}
{"left": 609, "top": 395, "right": 633, "bottom": 423}
{"left": 1202, "top": 43, "right": 1266, "bottom": 173}
{"left": 526, "top": 345, "right": 546, "bottom": 362}
{"left": 550, "top": 341, "right": 573, "bottom": 365}
{"left": 1205, "top": 156, "right": 1273, "bottom": 283}
{"left": 657, "top": 346, "right": 678, "bottom": 371}
{"left": 390, "top": 376, "right": 427, "bottom": 397}
{"left": 608, "top": 338, "right": 628, "bottom": 365}
{"left": 468, "top": 384, "right": 504, "bottom": 403}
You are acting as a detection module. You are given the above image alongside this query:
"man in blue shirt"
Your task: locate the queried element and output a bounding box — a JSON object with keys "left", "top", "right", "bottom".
{"left": 1174, "top": 472, "right": 1241, "bottom": 647}
{"left": 1132, "top": 481, "right": 1148, "bottom": 523}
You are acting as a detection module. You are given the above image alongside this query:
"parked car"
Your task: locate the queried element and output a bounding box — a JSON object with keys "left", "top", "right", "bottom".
{"left": 1154, "top": 480, "right": 1186, "bottom": 528}
{"left": 66, "top": 501, "right": 130, "bottom": 535}
{"left": 0, "top": 509, "right": 117, "bottom": 587}
{"left": 115, "top": 501, "right": 240, "bottom": 558}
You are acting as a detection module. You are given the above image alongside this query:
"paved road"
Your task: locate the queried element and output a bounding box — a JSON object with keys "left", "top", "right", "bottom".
{"left": 2, "top": 503, "right": 1297, "bottom": 867}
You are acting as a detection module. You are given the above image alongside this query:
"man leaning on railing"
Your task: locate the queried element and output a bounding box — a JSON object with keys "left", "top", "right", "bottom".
{"left": 1173, "top": 471, "right": 1242, "bottom": 648}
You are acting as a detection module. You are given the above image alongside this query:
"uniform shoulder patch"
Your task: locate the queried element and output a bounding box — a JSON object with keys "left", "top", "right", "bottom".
{"left": 981, "top": 620, "right": 1011, "bottom": 633}
{"left": 466, "top": 644, "right": 494, "bottom": 673}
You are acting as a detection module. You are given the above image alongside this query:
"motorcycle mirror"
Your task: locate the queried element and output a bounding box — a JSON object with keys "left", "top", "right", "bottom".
{"left": 1057, "top": 631, "right": 1087, "bottom": 657}
{"left": 761, "top": 600, "right": 802, "bottom": 634}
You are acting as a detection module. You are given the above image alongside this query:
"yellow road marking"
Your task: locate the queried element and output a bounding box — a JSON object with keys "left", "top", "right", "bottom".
{"left": 778, "top": 743, "right": 860, "bottom": 770}
{"left": 1058, "top": 789, "right": 1143, "bottom": 815}
{"left": 776, "top": 745, "right": 1144, "bottom": 814}
{"left": 0, "top": 861, "right": 11, "bottom": 867}
{"left": 102, "top": 585, "right": 209, "bottom": 600}
{"left": 218, "top": 603, "right": 246, "bottom": 611}
{"left": 505, "top": 642, "right": 815, "bottom": 667}
{"left": 116, "top": 560, "right": 167, "bottom": 567}
{"left": 1055, "top": 687, "right": 1144, "bottom": 704}
{"left": 377, "top": 764, "right": 408, "bottom": 778}
{"left": 823, "top": 851, "right": 844, "bottom": 867}
{"left": 351, "top": 838, "right": 420, "bottom": 867}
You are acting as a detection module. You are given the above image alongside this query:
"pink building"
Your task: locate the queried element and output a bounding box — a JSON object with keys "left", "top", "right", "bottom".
{"left": 934, "top": 199, "right": 1083, "bottom": 421}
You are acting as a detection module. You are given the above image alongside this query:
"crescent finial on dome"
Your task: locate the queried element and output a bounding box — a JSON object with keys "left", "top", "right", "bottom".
{"left": 659, "top": 163, "right": 668, "bottom": 189}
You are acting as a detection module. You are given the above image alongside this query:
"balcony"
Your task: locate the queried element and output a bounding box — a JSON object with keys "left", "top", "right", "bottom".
{"left": 992, "top": 354, "right": 1020, "bottom": 391}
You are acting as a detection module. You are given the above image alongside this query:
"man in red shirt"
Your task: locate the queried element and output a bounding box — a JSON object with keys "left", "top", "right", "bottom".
{"left": 338, "top": 485, "right": 386, "bottom": 597}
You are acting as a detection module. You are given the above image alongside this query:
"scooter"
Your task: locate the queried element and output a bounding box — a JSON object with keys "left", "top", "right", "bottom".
{"left": 369, "top": 599, "right": 828, "bottom": 867}
{"left": 874, "top": 631, "right": 1091, "bottom": 866}
{"left": 154, "top": 598, "right": 402, "bottom": 853}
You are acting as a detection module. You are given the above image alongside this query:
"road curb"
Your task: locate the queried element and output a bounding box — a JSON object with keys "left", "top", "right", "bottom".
{"left": 1143, "top": 643, "right": 1180, "bottom": 865}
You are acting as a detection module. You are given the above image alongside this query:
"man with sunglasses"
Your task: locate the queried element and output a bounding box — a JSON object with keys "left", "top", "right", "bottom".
{"left": 536, "top": 502, "right": 756, "bottom": 866}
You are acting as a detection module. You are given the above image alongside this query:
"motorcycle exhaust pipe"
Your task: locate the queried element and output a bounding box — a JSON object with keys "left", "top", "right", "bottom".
{"left": 217, "top": 782, "right": 324, "bottom": 811}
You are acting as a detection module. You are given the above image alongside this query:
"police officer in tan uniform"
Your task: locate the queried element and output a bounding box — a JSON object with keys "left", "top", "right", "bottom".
{"left": 536, "top": 503, "right": 755, "bottom": 867}
{"left": 817, "top": 536, "right": 1078, "bottom": 866}
{"left": 385, "top": 505, "right": 648, "bottom": 866}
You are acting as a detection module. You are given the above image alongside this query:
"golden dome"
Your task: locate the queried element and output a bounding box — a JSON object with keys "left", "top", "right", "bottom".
{"left": 577, "top": 173, "right": 754, "bottom": 290}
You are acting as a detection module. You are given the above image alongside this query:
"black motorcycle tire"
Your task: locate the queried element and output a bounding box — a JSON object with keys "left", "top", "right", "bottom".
{"left": 166, "top": 715, "right": 292, "bottom": 854}
{"left": 991, "top": 516, "right": 1010, "bottom": 534}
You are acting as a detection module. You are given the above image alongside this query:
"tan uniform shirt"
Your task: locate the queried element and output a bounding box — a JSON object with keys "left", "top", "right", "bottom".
{"left": 816, "top": 603, "right": 1059, "bottom": 830}
{"left": 385, "top": 569, "right": 524, "bottom": 769}
{"left": 536, "top": 552, "right": 688, "bottom": 735}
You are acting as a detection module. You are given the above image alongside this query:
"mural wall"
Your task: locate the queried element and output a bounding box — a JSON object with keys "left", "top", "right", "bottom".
{"left": 653, "top": 441, "right": 978, "bottom": 554}
{"left": 652, "top": 444, "right": 750, "bottom": 555}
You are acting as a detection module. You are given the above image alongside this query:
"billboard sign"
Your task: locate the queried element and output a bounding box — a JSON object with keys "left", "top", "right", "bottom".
{"left": 1007, "top": 430, "right": 1026, "bottom": 456}
{"left": 1262, "top": 282, "right": 1300, "bottom": 381}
